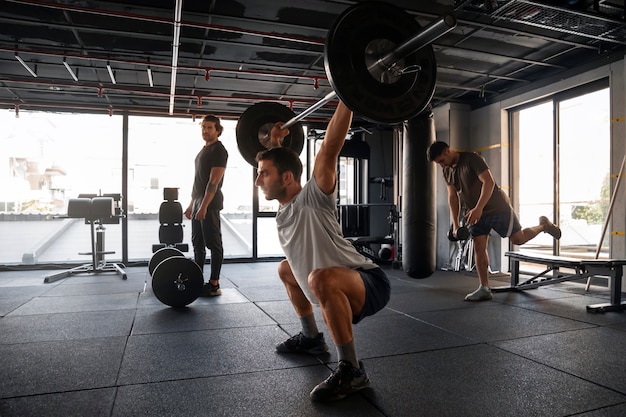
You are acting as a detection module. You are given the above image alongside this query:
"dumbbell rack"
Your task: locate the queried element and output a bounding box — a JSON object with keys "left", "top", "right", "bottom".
{"left": 43, "top": 195, "right": 127, "bottom": 283}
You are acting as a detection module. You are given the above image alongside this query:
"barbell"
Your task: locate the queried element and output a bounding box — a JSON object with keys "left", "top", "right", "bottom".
{"left": 149, "top": 247, "right": 204, "bottom": 308}
{"left": 236, "top": 1, "right": 456, "bottom": 166}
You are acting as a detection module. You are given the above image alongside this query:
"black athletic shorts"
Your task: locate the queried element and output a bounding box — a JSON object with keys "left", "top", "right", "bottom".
{"left": 353, "top": 267, "right": 391, "bottom": 324}
{"left": 469, "top": 206, "right": 522, "bottom": 238}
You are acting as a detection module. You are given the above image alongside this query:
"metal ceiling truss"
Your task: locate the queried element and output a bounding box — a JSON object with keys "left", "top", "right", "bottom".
{"left": 1, "top": 0, "right": 625, "bottom": 121}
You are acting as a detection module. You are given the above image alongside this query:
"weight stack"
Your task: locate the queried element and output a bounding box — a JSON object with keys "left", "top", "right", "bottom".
{"left": 401, "top": 112, "right": 436, "bottom": 278}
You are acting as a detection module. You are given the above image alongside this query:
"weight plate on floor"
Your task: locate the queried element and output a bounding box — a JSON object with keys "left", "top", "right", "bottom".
{"left": 324, "top": 2, "right": 437, "bottom": 123}
{"left": 152, "top": 256, "right": 204, "bottom": 308}
{"left": 148, "top": 247, "right": 184, "bottom": 276}
{"left": 236, "top": 102, "right": 305, "bottom": 166}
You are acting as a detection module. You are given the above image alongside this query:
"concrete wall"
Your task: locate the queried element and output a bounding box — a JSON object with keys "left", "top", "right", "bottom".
{"left": 433, "top": 101, "right": 505, "bottom": 272}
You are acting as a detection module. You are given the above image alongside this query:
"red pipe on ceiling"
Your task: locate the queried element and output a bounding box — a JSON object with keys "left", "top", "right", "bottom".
{"left": 1, "top": 77, "right": 333, "bottom": 107}
{"left": 1, "top": 47, "right": 328, "bottom": 84}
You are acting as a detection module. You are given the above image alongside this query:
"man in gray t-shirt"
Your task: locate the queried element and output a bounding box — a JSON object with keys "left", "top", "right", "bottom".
{"left": 428, "top": 141, "right": 562, "bottom": 301}
{"left": 254, "top": 101, "right": 390, "bottom": 402}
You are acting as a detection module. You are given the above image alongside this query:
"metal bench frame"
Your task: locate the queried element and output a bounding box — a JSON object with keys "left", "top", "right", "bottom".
{"left": 43, "top": 195, "right": 127, "bottom": 283}
{"left": 492, "top": 251, "right": 626, "bottom": 313}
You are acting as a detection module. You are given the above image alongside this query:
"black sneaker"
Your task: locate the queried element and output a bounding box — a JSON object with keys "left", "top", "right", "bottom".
{"left": 200, "top": 282, "right": 222, "bottom": 297}
{"left": 275, "top": 332, "right": 329, "bottom": 355}
{"left": 310, "top": 360, "right": 370, "bottom": 402}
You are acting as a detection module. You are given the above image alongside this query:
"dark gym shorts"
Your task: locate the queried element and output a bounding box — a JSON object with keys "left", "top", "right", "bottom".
{"left": 469, "top": 206, "right": 522, "bottom": 238}
{"left": 353, "top": 267, "right": 391, "bottom": 324}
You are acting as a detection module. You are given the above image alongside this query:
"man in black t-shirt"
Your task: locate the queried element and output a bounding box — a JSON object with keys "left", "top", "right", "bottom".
{"left": 428, "top": 141, "right": 561, "bottom": 301}
{"left": 185, "top": 115, "right": 228, "bottom": 296}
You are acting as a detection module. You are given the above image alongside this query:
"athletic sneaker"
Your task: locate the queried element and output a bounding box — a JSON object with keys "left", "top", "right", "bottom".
{"left": 275, "top": 332, "right": 329, "bottom": 355}
{"left": 200, "top": 282, "right": 222, "bottom": 297}
{"left": 310, "top": 360, "right": 370, "bottom": 402}
{"left": 465, "top": 285, "right": 493, "bottom": 301}
{"left": 539, "top": 216, "right": 562, "bottom": 239}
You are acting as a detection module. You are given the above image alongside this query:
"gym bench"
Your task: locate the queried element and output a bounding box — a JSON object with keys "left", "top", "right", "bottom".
{"left": 43, "top": 194, "right": 127, "bottom": 283}
{"left": 492, "top": 251, "right": 626, "bottom": 313}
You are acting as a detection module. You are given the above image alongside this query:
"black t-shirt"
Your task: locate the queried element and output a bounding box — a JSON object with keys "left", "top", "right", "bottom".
{"left": 443, "top": 152, "right": 510, "bottom": 217}
{"left": 191, "top": 141, "right": 228, "bottom": 210}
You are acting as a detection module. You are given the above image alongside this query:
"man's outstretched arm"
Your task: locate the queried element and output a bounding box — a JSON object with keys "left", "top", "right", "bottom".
{"left": 313, "top": 101, "right": 353, "bottom": 194}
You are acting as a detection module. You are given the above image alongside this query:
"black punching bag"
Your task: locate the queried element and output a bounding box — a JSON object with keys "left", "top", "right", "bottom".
{"left": 402, "top": 111, "right": 436, "bottom": 278}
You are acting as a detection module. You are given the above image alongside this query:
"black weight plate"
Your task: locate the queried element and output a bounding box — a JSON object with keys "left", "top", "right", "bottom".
{"left": 236, "top": 102, "right": 305, "bottom": 166}
{"left": 325, "top": 2, "right": 437, "bottom": 124}
{"left": 456, "top": 226, "right": 470, "bottom": 241}
{"left": 148, "top": 247, "right": 184, "bottom": 276}
{"left": 152, "top": 256, "right": 204, "bottom": 308}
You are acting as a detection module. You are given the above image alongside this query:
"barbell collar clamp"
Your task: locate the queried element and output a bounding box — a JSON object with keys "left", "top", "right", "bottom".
{"left": 368, "top": 14, "right": 457, "bottom": 76}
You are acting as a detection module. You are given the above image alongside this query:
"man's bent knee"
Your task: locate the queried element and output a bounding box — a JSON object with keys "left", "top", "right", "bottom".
{"left": 307, "top": 268, "right": 336, "bottom": 298}
{"left": 277, "top": 259, "right": 297, "bottom": 284}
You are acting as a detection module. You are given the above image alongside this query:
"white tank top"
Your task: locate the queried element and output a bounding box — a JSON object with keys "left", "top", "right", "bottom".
{"left": 276, "top": 179, "right": 376, "bottom": 304}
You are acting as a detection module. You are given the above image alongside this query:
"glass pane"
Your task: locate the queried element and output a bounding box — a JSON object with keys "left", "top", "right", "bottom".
{"left": 256, "top": 217, "right": 282, "bottom": 257}
{"left": 338, "top": 157, "right": 355, "bottom": 205}
{"left": 127, "top": 117, "right": 253, "bottom": 260}
{"left": 558, "top": 88, "right": 610, "bottom": 258}
{"left": 0, "top": 110, "right": 123, "bottom": 265}
{"left": 222, "top": 120, "right": 254, "bottom": 258}
{"left": 517, "top": 101, "right": 555, "bottom": 255}
{"left": 127, "top": 116, "right": 195, "bottom": 261}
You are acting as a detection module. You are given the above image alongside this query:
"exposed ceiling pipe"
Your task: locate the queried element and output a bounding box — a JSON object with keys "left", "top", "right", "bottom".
{"left": 169, "top": 0, "right": 183, "bottom": 114}
{"left": 0, "top": 100, "right": 334, "bottom": 122}
{"left": 1, "top": 77, "right": 332, "bottom": 107}
{"left": 0, "top": 46, "right": 328, "bottom": 84}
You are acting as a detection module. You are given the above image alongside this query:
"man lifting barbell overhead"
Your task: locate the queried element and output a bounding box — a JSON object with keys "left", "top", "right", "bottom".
{"left": 184, "top": 114, "right": 228, "bottom": 297}
{"left": 254, "top": 100, "right": 391, "bottom": 402}
{"left": 428, "top": 141, "right": 562, "bottom": 301}
{"left": 234, "top": 2, "right": 456, "bottom": 400}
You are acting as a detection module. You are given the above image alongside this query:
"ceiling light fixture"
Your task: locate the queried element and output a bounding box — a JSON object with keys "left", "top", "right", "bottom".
{"left": 63, "top": 58, "right": 78, "bottom": 82}
{"left": 168, "top": 0, "right": 183, "bottom": 114}
{"left": 107, "top": 62, "right": 116, "bottom": 84}
{"left": 147, "top": 67, "right": 154, "bottom": 87}
{"left": 15, "top": 53, "right": 37, "bottom": 78}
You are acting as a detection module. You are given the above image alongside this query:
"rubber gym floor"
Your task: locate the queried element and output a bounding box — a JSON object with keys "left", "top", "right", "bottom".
{"left": 1, "top": 262, "right": 626, "bottom": 417}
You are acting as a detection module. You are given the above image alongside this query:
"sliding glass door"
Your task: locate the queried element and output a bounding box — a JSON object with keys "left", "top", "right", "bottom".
{"left": 511, "top": 82, "right": 610, "bottom": 258}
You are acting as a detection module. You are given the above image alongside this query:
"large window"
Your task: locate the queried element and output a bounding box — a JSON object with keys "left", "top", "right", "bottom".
{"left": 0, "top": 110, "right": 271, "bottom": 266}
{"left": 515, "top": 101, "right": 555, "bottom": 252}
{"left": 127, "top": 117, "right": 253, "bottom": 260}
{"left": 0, "top": 110, "right": 123, "bottom": 265}
{"left": 511, "top": 83, "right": 610, "bottom": 258}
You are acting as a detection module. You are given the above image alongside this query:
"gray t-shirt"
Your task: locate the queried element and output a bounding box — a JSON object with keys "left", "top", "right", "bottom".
{"left": 276, "top": 178, "right": 376, "bottom": 304}
{"left": 443, "top": 152, "right": 510, "bottom": 217}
